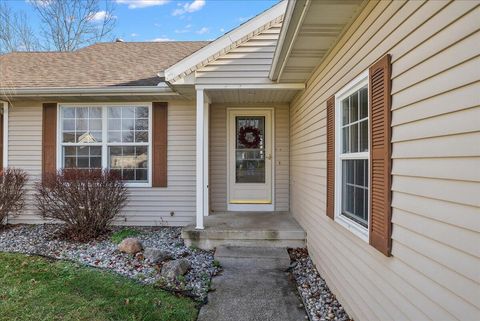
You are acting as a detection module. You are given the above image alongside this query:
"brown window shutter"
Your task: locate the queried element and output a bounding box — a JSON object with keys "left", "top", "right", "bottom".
{"left": 42, "top": 103, "right": 57, "bottom": 179}
{"left": 369, "top": 54, "right": 392, "bottom": 256}
{"left": 326, "top": 95, "right": 335, "bottom": 219}
{"left": 152, "top": 102, "right": 168, "bottom": 187}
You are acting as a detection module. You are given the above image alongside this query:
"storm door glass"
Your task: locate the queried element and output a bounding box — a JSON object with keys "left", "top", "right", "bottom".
{"left": 235, "top": 116, "right": 265, "bottom": 183}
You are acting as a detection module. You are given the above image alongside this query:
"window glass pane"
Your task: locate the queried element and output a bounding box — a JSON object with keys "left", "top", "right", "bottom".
{"left": 350, "top": 123, "right": 358, "bottom": 153}
{"left": 76, "top": 119, "right": 88, "bottom": 131}
{"left": 136, "top": 107, "right": 149, "bottom": 119}
{"left": 89, "top": 119, "right": 102, "bottom": 131}
{"left": 235, "top": 116, "right": 265, "bottom": 183}
{"left": 108, "top": 131, "right": 121, "bottom": 143}
{"left": 342, "top": 98, "right": 349, "bottom": 125}
{"left": 63, "top": 132, "right": 76, "bottom": 143}
{"left": 108, "top": 107, "right": 121, "bottom": 119}
{"left": 76, "top": 107, "right": 88, "bottom": 119}
{"left": 345, "top": 160, "right": 354, "bottom": 184}
{"left": 64, "top": 157, "right": 76, "bottom": 168}
{"left": 355, "top": 159, "right": 365, "bottom": 187}
{"left": 64, "top": 146, "right": 76, "bottom": 156}
{"left": 341, "top": 159, "right": 368, "bottom": 228}
{"left": 107, "top": 106, "right": 149, "bottom": 144}
{"left": 122, "top": 107, "right": 135, "bottom": 118}
{"left": 349, "top": 92, "right": 358, "bottom": 123}
{"left": 61, "top": 107, "right": 103, "bottom": 143}
{"left": 122, "top": 118, "right": 134, "bottom": 131}
{"left": 108, "top": 119, "right": 121, "bottom": 130}
{"left": 342, "top": 127, "right": 349, "bottom": 153}
{"left": 135, "top": 119, "right": 148, "bottom": 130}
{"left": 359, "top": 86, "right": 368, "bottom": 119}
{"left": 135, "top": 131, "right": 148, "bottom": 143}
{"left": 90, "top": 107, "right": 102, "bottom": 118}
{"left": 63, "top": 119, "right": 75, "bottom": 131}
{"left": 63, "top": 146, "right": 102, "bottom": 169}
{"left": 359, "top": 120, "right": 368, "bottom": 152}
{"left": 90, "top": 146, "right": 102, "bottom": 156}
{"left": 62, "top": 108, "right": 75, "bottom": 118}
{"left": 108, "top": 146, "right": 148, "bottom": 182}
{"left": 122, "top": 131, "right": 134, "bottom": 143}
{"left": 77, "top": 146, "right": 89, "bottom": 156}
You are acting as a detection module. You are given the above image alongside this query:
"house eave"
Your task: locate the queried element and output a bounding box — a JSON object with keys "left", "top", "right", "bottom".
{"left": 0, "top": 85, "right": 178, "bottom": 98}
{"left": 269, "top": 0, "right": 310, "bottom": 82}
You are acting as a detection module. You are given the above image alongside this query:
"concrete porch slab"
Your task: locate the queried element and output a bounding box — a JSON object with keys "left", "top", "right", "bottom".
{"left": 181, "top": 212, "right": 306, "bottom": 250}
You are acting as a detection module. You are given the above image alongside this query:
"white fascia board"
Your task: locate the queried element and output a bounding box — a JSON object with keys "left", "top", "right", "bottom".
{"left": 164, "top": 1, "right": 287, "bottom": 82}
{"left": 195, "top": 83, "right": 305, "bottom": 90}
{"left": 0, "top": 85, "right": 177, "bottom": 97}
{"left": 269, "top": 0, "right": 310, "bottom": 81}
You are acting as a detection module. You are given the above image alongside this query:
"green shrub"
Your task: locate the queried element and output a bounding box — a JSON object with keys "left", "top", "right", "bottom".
{"left": 111, "top": 228, "right": 142, "bottom": 244}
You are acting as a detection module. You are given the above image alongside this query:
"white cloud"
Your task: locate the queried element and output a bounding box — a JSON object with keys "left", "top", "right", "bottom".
{"left": 196, "top": 27, "right": 209, "bottom": 34}
{"left": 116, "top": 0, "right": 169, "bottom": 9}
{"left": 151, "top": 37, "right": 174, "bottom": 41}
{"left": 88, "top": 11, "right": 116, "bottom": 22}
{"left": 175, "top": 24, "right": 192, "bottom": 33}
{"left": 130, "top": 33, "right": 139, "bottom": 37}
{"left": 172, "top": 0, "right": 205, "bottom": 16}
{"left": 220, "top": 28, "right": 225, "bottom": 33}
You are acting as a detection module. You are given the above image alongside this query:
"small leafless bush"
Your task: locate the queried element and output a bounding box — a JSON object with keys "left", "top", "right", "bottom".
{"left": 35, "top": 169, "right": 128, "bottom": 241}
{"left": 0, "top": 168, "right": 28, "bottom": 227}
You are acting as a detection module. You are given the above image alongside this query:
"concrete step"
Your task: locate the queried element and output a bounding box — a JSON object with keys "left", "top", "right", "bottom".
{"left": 181, "top": 212, "right": 306, "bottom": 250}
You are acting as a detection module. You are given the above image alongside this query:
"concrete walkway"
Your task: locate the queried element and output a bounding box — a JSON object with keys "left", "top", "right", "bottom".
{"left": 197, "top": 246, "right": 306, "bottom": 321}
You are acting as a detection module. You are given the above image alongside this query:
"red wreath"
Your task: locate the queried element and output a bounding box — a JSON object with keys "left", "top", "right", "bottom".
{"left": 238, "top": 126, "right": 261, "bottom": 148}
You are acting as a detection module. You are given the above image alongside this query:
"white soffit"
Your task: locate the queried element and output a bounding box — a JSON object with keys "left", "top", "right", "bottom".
{"left": 164, "top": 1, "right": 287, "bottom": 83}
{"left": 271, "top": 0, "right": 365, "bottom": 83}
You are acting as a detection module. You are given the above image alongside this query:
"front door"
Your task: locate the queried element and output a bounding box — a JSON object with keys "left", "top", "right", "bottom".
{"left": 227, "top": 109, "right": 273, "bottom": 211}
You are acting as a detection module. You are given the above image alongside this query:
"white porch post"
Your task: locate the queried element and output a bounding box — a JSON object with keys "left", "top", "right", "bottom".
{"left": 1, "top": 101, "right": 8, "bottom": 168}
{"left": 195, "top": 89, "right": 209, "bottom": 229}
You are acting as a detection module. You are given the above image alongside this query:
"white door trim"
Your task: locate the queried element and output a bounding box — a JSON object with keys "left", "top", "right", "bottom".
{"left": 226, "top": 107, "right": 275, "bottom": 212}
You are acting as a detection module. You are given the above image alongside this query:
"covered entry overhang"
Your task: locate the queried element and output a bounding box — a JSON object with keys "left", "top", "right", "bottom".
{"left": 192, "top": 83, "right": 304, "bottom": 230}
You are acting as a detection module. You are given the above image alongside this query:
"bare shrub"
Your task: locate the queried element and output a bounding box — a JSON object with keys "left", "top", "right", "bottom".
{"left": 0, "top": 168, "right": 28, "bottom": 226}
{"left": 35, "top": 169, "right": 128, "bottom": 241}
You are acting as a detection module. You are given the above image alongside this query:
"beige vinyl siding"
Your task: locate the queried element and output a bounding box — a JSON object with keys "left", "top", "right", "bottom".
{"left": 7, "top": 101, "right": 42, "bottom": 224}
{"left": 209, "top": 104, "right": 289, "bottom": 212}
{"left": 195, "top": 23, "right": 281, "bottom": 85}
{"left": 8, "top": 100, "right": 197, "bottom": 226}
{"left": 290, "top": 1, "right": 480, "bottom": 321}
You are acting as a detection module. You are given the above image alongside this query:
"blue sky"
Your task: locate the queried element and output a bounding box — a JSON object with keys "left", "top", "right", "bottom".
{"left": 7, "top": 0, "right": 279, "bottom": 42}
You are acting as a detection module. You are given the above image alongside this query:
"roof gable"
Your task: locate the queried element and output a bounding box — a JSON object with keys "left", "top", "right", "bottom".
{"left": 164, "top": 1, "right": 287, "bottom": 83}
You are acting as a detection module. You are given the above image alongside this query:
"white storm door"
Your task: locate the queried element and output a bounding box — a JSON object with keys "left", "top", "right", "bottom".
{"left": 227, "top": 109, "right": 273, "bottom": 211}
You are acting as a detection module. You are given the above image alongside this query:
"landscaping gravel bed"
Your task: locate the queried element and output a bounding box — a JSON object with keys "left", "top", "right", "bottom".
{"left": 289, "top": 248, "right": 352, "bottom": 321}
{"left": 0, "top": 224, "right": 220, "bottom": 301}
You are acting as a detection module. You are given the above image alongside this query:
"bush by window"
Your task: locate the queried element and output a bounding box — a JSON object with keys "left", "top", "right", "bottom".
{"left": 0, "top": 168, "right": 28, "bottom": 227}
{"left": 35, "top": 169, "right": 128, "bottom": 241}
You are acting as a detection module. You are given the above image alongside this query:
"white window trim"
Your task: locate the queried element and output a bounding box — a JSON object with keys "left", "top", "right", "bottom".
{"left": 334, "top": 70, "right": 370, "bottom": 242}
{"left": 57, "top": 103, "right": 153, "bottom": 188}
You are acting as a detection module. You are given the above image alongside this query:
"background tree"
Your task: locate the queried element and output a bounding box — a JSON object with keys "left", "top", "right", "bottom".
{"left": 0, "top": 0, "right": 116, "bottom": 54}
{"left": 32, "top": 0, "right": 116, "bottom": 51}
{"left": 0, "top": 2, "right": 40, "bottom": 54}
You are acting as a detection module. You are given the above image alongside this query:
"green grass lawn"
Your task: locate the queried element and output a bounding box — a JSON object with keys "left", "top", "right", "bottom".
{"left": 0, "top": 252, "right": 198, "bottom": 321}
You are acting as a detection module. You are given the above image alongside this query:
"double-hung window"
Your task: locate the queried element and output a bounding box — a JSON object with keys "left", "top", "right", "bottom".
{"left": 59, "top": 104, "right": 151, "bottom": 186}
{"left": 335, "top": 74, "right": 369, "bottom": 240}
